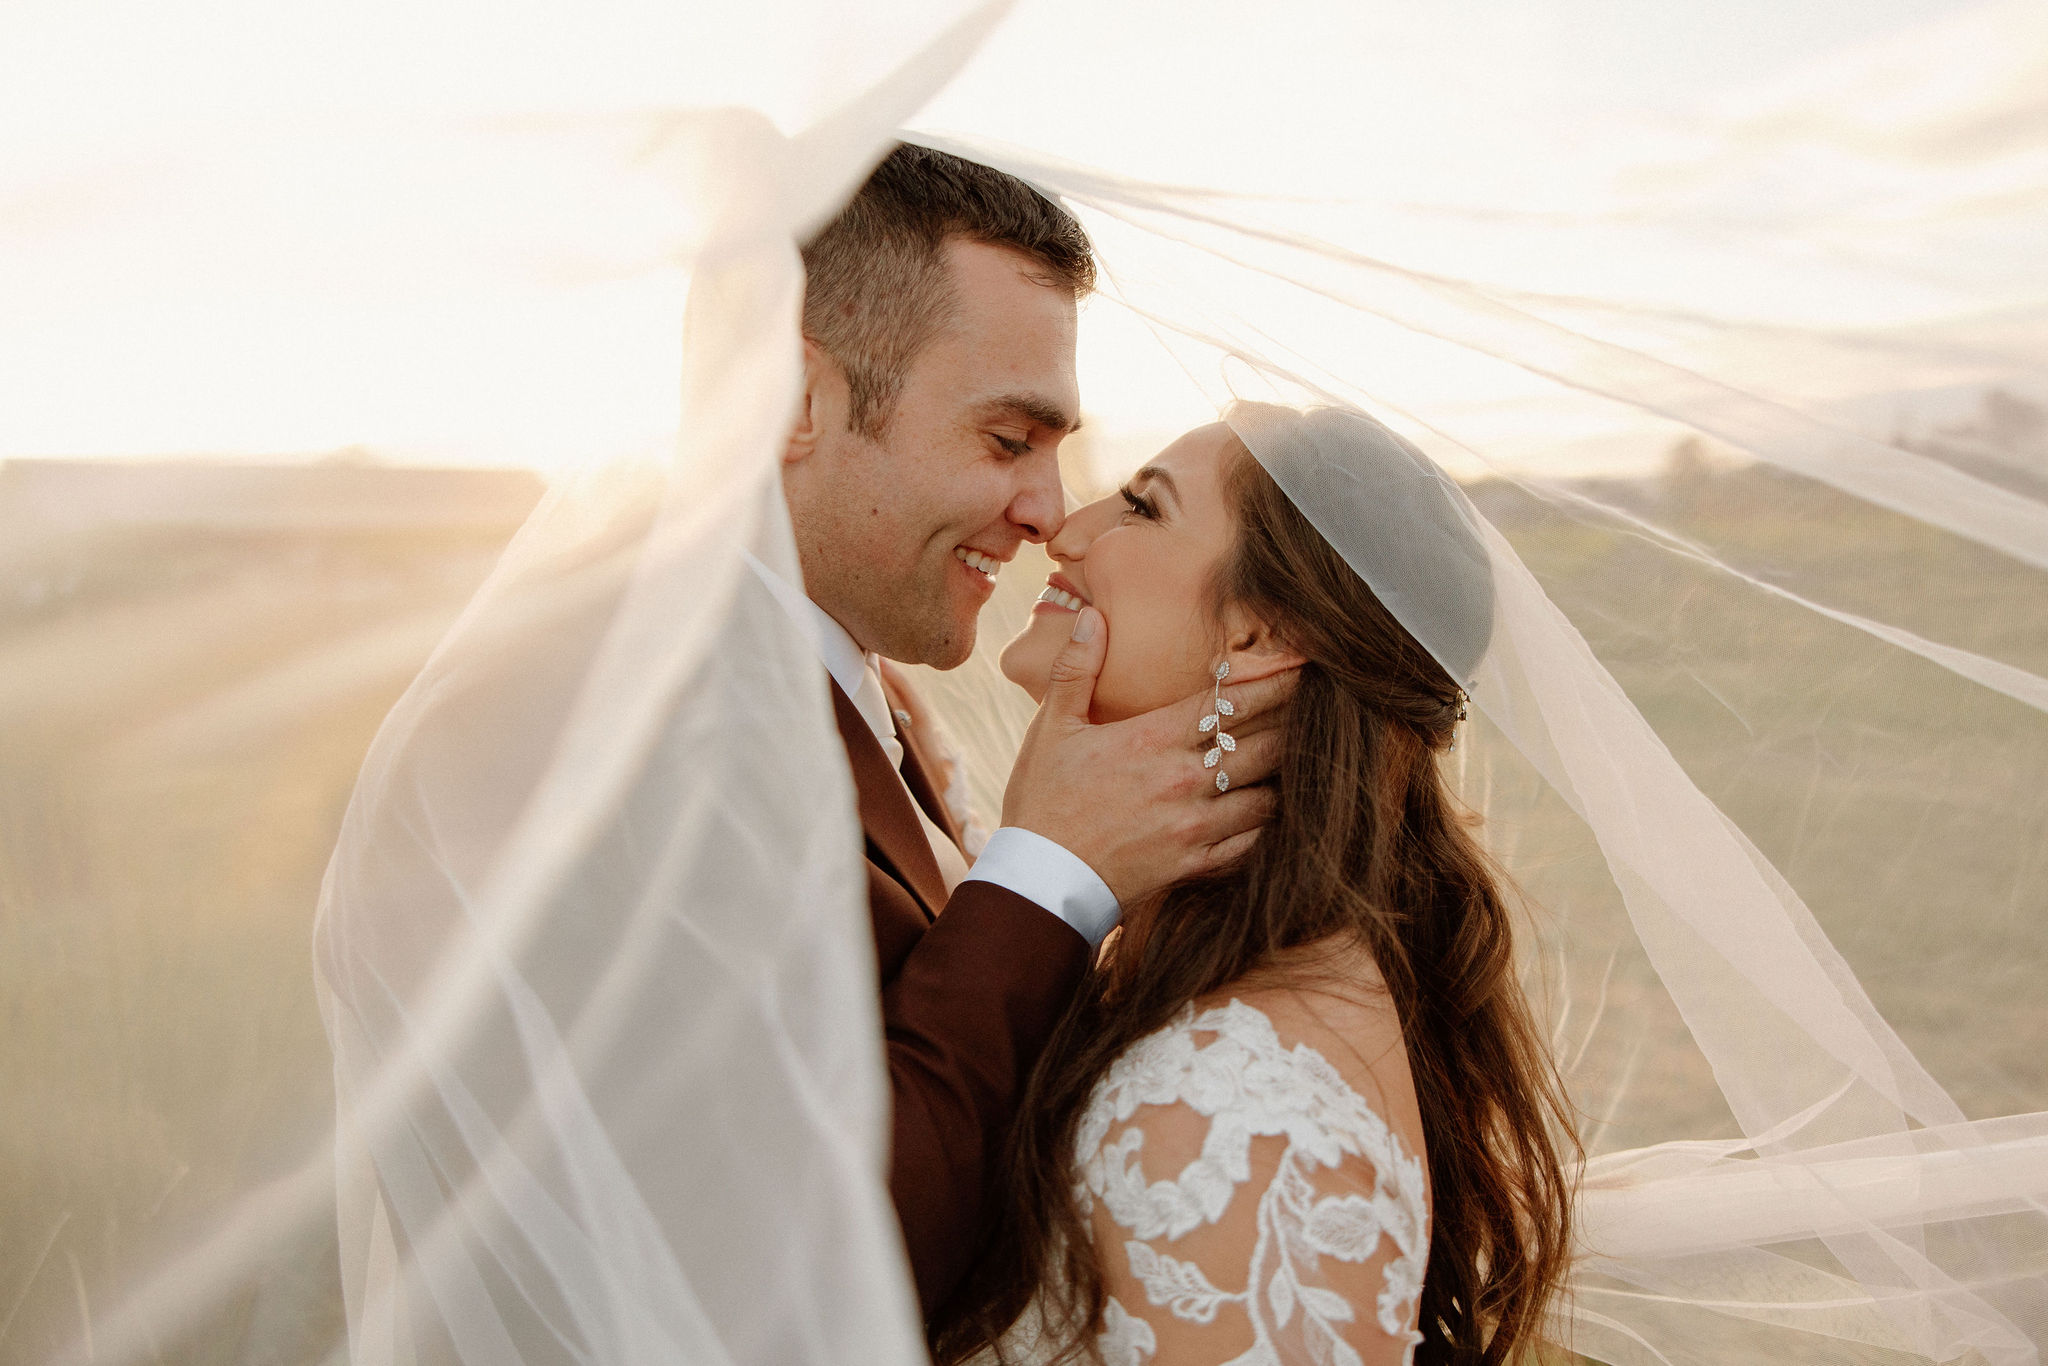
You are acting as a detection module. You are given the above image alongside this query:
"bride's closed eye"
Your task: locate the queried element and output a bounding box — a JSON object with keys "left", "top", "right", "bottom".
{"left": 1119, "top": 485, "right": 1160, "bottom": 520}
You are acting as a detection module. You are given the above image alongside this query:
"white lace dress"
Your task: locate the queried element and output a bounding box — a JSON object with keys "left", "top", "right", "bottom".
{"left": 1000, "top": 996, "right": 1431, "bottom": 1366}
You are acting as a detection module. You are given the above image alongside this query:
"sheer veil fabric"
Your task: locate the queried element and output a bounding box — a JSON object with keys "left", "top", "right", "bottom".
{"left": 6, "top": 0, "right": 2047, "bottom": 1363}
{"left": 1222, "top": 400, "right": 2048, "bottom": 1364}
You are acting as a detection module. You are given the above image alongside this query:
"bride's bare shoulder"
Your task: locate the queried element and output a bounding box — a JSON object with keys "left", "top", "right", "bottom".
{"left": 1193, "top": 933, "right": 1397, "bottom": 1030}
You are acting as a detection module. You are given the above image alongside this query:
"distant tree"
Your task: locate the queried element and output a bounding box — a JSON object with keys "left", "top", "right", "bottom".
{"left": 1661, "top": 434, "right": 1740, "bottom": 518}
{"left": 1663, "top": 435, "right": 1710, "bottom": 486}
{"left": 1971, "top": 388, "right": 2046, "bottom": 452}
{"left": 1897, "top": 387, "right": 2048, "bottom": 501}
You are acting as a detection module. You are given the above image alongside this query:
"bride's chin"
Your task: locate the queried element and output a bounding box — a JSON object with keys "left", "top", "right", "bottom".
{"left": 997, "top": 630, "right": 1051, "bottom": 704}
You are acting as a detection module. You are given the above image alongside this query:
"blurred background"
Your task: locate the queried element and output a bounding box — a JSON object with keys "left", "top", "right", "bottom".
{"left": 3, "top": 0, "right": 2045, "bottom": 1360}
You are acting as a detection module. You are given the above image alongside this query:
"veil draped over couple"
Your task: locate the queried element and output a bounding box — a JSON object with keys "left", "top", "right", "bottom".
{"left": 332, "top": 138, "right": 1574, "bottom": 1363}
{"left": 311, "top": 19, "right": 2048, "bottom": 1366}
{"left": 42, "top": 1, "right": 2047, "bottom": 1364}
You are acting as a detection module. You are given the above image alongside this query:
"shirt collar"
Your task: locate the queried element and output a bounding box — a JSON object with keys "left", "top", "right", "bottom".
{"left": 743, "top": 548, "right": 872, "bottom": 699}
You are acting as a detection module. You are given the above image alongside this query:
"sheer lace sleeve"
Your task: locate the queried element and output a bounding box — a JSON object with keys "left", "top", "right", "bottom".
{"left": 1073, "top": 998, "right": 1430, "bottom": 1366}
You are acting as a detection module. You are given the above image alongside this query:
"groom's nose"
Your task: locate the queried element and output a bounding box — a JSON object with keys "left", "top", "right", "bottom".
{"left": 1005, "top": 452, "right": 1066, "bottom": 543}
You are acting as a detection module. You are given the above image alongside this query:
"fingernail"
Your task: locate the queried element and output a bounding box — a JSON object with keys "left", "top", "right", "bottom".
{"left": 1071, "top": 607, "right": 1099, "bottom": 642}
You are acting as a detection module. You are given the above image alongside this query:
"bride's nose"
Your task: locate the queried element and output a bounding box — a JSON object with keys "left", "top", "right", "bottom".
{"left": 1046, "top": 489, "right": 1120, "bottom": 562}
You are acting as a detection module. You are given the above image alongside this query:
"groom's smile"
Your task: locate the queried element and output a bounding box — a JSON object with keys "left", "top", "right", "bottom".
{"left": 948, "top": 544, "right": 1005, "bottom": 608}
{"left": 954, "top": 545, "right": 1005, "bottom": 583}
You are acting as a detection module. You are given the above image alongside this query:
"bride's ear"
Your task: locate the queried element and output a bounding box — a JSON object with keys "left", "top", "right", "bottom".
{"left": 1221, "top": 611, "right": 1305, "bottom": 683}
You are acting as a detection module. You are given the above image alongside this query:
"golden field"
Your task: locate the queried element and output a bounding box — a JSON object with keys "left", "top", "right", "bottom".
{"left": 2, "top": 447, "right": 2043, "bottom": 1362}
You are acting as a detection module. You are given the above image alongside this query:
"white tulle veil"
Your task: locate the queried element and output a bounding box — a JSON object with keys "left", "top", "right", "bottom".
{"left": 5, "top": 0, "right": 2046, "bottom": 1362}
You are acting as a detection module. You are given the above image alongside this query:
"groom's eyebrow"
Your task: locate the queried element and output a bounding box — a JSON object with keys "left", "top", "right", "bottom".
{"left": 978, "top": 393, "right": 1082, "bottom": 435}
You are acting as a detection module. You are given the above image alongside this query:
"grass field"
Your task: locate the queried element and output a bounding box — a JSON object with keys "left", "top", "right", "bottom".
{"left": 2, "top": 451, "right": 2042, "bottom": 1362}
{"left": 0, "top": 461, "right": 541, "bottom": 1363}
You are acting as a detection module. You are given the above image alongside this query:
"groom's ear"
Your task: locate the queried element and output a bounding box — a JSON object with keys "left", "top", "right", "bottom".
{"left": 784, "top": 340, "right": 844, "bottom": 466}
{"left": 1222, "top": 611, "right": 1306, "bottom": 684}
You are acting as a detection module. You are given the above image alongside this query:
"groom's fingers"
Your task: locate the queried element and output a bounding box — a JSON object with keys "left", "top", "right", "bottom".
{"left": 1155, "top": 666, "right": 1299, "bottom": 746}
{"left": 1008, "top": 637, "right": 1290, "bottom": 902}
{"left": 1038, "top": 607, "right": 1107, "bottom": 728}
{"left": 1202, "top": 827, "right": 1264, "bottom": 872}
{"left": 1213, "top": 727, "right": 1282, "bottom": 787}
{"left": 1193, "top": 787, "right": 1277, "bottom": 872}
{"left": 1212, "top": 785, "right": 1277, "bottom": 836}
{"left": 1218, "top": 669, "right": 1297, "bottom": 736}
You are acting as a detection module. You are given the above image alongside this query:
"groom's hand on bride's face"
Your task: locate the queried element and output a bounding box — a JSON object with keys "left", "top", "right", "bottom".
{"left": 1001, "top": 607, "right": 1296, "bottom": 908}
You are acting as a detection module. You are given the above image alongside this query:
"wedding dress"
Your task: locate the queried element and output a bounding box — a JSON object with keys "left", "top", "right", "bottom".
{"left": 996, "top": 994, "right": 1432, "bottom": 1366}
{"left": 7, "top": 2, "right": 2046, "bottom": 1364}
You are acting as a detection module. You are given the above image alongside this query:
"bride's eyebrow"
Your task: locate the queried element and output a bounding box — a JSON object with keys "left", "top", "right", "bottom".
{"left": 1131, "top": 464, "right": 1180, "bottom": 509}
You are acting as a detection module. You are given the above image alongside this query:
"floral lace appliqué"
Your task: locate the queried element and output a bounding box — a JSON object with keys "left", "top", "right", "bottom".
{"left": 1074, "top": 999, "right": 1430, "bottom": 1366}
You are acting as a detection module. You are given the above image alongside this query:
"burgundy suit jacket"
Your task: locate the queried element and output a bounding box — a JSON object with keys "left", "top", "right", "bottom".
{"left": 829, "top": 676, "right": 1091, "bottom": 1318}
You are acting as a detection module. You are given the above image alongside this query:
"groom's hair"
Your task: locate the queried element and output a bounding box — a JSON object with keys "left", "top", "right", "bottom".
{"left": 801, "top": 144, "right": 1094, "bottom": 439}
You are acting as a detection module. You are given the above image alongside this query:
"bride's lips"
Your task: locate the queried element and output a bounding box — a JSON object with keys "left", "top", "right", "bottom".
{"left": 1032, "top": 572, "right": 1091, "bottom": 615}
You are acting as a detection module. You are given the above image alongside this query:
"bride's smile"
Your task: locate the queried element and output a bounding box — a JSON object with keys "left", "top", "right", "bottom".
{"left": 1030, "top": 571, "right": 1090, "bottom": 615}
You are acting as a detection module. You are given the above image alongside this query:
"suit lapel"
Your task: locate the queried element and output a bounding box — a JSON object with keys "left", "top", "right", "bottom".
{"left": 831, "top": 678, "right": 949, "bottom": 919}
{"left": 890, "top": 697, "right": 964, "bottom": 851}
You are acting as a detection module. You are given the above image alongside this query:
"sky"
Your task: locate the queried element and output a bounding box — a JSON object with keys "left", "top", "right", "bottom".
{"left": 0, "top": 0, "right": 2040, "bottom": 475}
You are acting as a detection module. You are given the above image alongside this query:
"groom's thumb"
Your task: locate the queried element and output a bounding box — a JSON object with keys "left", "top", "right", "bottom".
{"left": 1042, "top": 607, "right": 1106, "bottom": 726}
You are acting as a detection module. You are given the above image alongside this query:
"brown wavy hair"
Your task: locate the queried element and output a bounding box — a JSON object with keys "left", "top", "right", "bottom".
{"left": 932, "top": 438, "right": 1578, "bottom": 1364}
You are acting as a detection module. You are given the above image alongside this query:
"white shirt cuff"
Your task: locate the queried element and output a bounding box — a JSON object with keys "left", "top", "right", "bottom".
{"left": 962, "top": 826, "right": 1122, "bottom": 949}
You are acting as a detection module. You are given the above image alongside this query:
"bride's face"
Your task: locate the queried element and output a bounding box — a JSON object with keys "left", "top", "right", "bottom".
{"left": 999, "top": 423, "right": 1240, "bottom": 720}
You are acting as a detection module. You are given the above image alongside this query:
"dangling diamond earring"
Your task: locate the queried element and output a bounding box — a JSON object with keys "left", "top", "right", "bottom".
{"left": 1201, "top": 660, "right": 1238, "bottom": 792}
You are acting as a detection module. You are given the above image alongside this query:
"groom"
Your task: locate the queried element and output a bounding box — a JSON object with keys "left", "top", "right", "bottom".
{"left": 772, "top": 145, "right": 1289, "bottom": 1317}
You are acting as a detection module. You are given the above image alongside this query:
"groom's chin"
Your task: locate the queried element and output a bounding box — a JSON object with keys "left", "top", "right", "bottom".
{"left": 921, "top": 632, "right": 976, "bottom": 671}
{"left": 888, "top": 601, "right": 979, "bottom": 670}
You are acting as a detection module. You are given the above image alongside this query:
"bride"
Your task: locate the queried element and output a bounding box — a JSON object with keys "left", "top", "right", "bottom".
{"left": 933, "top": 407, "right": 1577, "bottom": 1365}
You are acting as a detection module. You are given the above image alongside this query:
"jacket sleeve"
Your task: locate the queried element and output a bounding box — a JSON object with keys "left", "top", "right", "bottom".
{"left": 878, "top": 878, "right": 1090, "bottom": 1317}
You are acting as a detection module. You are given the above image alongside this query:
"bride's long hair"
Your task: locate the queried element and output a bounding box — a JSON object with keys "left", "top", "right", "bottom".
{"left": 934, "top": 440, "right": 1579, "bottom": 1365}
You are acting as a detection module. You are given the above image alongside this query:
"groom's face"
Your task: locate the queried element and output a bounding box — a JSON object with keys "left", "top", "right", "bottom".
{"left": 792, "top": 238, "right": 1080, "bottom": 669}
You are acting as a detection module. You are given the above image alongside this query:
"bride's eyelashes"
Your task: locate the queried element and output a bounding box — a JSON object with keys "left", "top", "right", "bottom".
{"left": 1118, "top": 485, "right": 1160, "bottom": 520}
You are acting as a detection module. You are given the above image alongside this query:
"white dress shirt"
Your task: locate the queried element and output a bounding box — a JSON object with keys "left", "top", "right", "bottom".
{"left": 745, "top": 551, "right": 1121, "bottom": 947}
